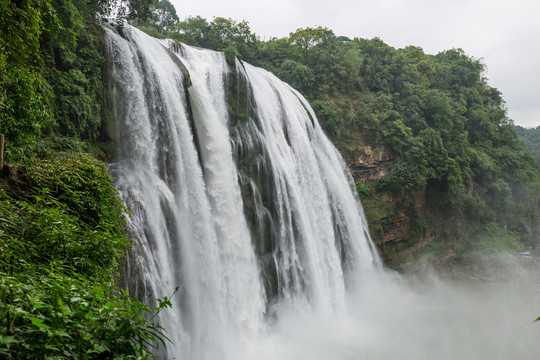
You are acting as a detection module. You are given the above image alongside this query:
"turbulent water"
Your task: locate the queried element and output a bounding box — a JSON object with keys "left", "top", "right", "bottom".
{"left": 103, "top": 24, "right": 540, "bottom": 360}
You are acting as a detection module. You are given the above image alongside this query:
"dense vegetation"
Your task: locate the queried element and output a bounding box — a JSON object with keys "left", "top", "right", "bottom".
{"left": 0, "top": 0, "right": 176, "bottom": 358}
{"left": 516, "top": 125, "right": 540, "bottom": 168}
{"left": 2, "top": 0, "right": 540, "bottom": 355}
{"left": 0, "top": 0, "right": 158, "bottom": 157}
{"left": 143, "top": 1, "right": 540, "bottom": 267}
{"left": 0, "top": 156, "right": 172, "bottom": 358}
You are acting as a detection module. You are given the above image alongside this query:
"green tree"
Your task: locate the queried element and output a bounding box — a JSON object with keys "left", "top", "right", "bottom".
{"left": 169, "top": 16, "right": 260, "bottom": 62}
{"left": 289, "top": 26, "right": 334, "bottom": 66}
{"left": 276, "top": 59, "right": 315, "bottom": 96}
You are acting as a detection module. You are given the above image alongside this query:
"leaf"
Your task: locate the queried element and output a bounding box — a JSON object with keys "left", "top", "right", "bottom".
{"left": 30, "top": 317, "right": 51, "bottom": 329}
{"left": 61, "top": 304, "right": 72, "bottom": 316}
{"left": 104, "top": 302, "right": 117, "bottom": 309}
{"left": 0, "top": 335, "right": 19, "bottom": 346}
{"left": 28, "top": 295, "right": 45, "bottom": 310}
{"left": 14, "top": 307, "right": 30, "bottom": 317}
{"left": 91, "top": 344, "right": 108, "bottom": 353}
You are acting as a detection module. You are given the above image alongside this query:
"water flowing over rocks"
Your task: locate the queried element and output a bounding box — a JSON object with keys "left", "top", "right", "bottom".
{"left": 103, "top": 23, "right": 378, "bottom": 359}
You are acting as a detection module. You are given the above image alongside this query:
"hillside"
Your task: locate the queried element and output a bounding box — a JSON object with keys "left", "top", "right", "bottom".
{"left": 0, "top": 0, "right": 171, "bottom": 358}
{"left": 137, "top": 3, "right": 540, "bottom": 270}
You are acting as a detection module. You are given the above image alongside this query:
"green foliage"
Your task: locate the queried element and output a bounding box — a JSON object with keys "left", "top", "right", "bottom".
{"left": 0, "top": 157, "right": 171, "bottom": 358}
{"left": 39, "top": 0, "right": 107, "bottom": 142}
{"left": 0, "top": 0, "right": 55, "bottom": 160}
{"left": 98, "top": 0, "right": 158, "bottom": 22}
{"left": 151, "top": 0, "right": 178, "bottom": 32}
{"left": 259, "top": 37, "right": 299, "bottom": 69}
{"left": 0, "top": 270, "right": 169, "bottom": 359}
{"left": 26, "top": 155, "right": 124, "bottom": 229}
{"left": 276, "top": 59, "right": 315, "bottom": 96}
{"left": 378, "top": 159, "right": 426, "bottom": 192}
{"left": 0, "top": 1, "right": 170, "bottom": 356}
{"left": 0, "top": 0, "right": 54, "bottom": 68}
{"left": 288, "top": 27, "right": 334, "bottom": 66}
{"left": 355, "top": 181, "right": 372, "bottom": 198}
{"left": 167, "top": 16, "right": 260, "bottom": 62}
{"left": 0, "top": 68, "right": 54, "bottom": 157}
{"left": 516, "top": 125, "right": 540, "bottom": 167}
{"left": 223, "top": 44, "right": 240, "bottom": 65}
{"left": 312, "top": 100, "right": 342, "bottom": 138}
{"left": 0, "top": 189, "right": 124, "bottom": 277}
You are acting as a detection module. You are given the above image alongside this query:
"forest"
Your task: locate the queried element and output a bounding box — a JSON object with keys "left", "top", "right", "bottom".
{"left": 1, "top": 0, "right": 540, "bottom": 357}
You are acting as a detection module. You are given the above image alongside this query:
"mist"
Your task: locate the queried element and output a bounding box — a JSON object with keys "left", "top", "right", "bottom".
{"left": 236, "top": 262, "right": 540, "bottom": 360}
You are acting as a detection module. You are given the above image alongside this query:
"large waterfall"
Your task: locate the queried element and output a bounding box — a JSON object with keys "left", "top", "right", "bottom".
{"left": 103, "top": 23, "right": 378, "bottom": 358}
{"left": 103, "top": 24, "right": 540, "bottom": 360}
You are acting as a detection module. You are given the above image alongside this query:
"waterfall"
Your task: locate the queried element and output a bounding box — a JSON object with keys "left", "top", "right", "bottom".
{"left": 103, "top": 23, "right": 379, "bottom": 359}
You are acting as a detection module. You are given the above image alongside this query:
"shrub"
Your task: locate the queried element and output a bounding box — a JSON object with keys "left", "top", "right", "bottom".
{"left": 0, "top": 155, "right": 173, "bottom": 358}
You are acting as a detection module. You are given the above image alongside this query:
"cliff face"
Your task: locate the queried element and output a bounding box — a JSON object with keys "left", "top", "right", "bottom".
{"left": 349, "top": 145, "right": 392, "bottom": 182}
{"left": 349, "top": 145, "right": 455, "bottom": 269}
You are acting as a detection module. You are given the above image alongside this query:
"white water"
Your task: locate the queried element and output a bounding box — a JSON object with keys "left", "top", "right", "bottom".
{"left": 104, "top": 24, "right": 540, "bottom": 360}
{"left": 241, "top": 269, "right": 540, "bottom": 360}
{"left": 239, "top": 62, "right": 379, "bottom": 311}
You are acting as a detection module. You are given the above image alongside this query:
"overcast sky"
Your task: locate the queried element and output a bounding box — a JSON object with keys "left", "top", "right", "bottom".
{"left": 171, "top": 0, "right": 540, "bottom": 128}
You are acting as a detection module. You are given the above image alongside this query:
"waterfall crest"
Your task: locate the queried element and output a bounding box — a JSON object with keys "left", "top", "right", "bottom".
{"left": 104, "top": 24, "right": 378, "bottom": 359}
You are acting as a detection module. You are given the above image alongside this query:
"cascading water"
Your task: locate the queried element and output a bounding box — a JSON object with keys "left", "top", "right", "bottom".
{"left": 102, "top": 23, "right": 540, "bottom": 360}
{"left": 103, "top": 23, "right": 378, "bottom": 358}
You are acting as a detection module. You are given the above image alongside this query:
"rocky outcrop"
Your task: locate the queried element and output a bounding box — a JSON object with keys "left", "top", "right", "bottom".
{"left": 349, "top": 145, "right": 393, "bottom": 182}
{"left": 347, "top": 149, "right": 441, "bottom": 268}
{"left": 0, "top": 165, "right": 31, "bottom": 199}
{"left": 378, "top": 213, "right": 411, "bottom": 244}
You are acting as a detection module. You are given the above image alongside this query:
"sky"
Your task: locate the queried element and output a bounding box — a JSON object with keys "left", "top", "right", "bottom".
{"left": 171, "top": 0, "right": 540, "bottom": 128}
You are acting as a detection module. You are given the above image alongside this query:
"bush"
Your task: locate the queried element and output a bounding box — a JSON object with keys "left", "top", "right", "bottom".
{"left": 0, "top": 155, "right": 172, "bottom": 358}
{"left": 0, "top": 189, "right": 125, "bottom": 278}
{"left": 0, "top": 268, "right": 169, "bottom": 359}
{"left": 0, "top": 68, "right": 54, "bottom": 160}
{"left": 26, "top": 155, "right": 125, "bottom": 230}
{"left": 355, "top": 181, "right": 372, "bottom": 198}
{"left": 378, "top": 160, "right": 426, "bottom": 193}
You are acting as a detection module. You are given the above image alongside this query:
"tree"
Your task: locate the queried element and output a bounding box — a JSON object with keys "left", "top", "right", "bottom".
{"left": 96, "top": 0, "right": 158, "bottom": 21}
{"left": 151, "top": 0, "right": 179, "bottom": 34}
{"left": 289, "top": 27, "right": 334, "bottom": 65}
{"left": 276, "top": 60, "right": 315, "bottom": 96}
{"left": 169, "top": 16, "right": 210, "bottom": 46}
{"left": 169, "top": 17, "right": 260, "bottom": 62}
